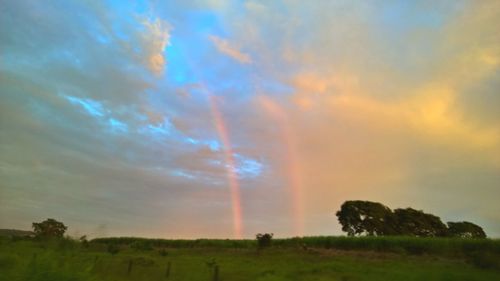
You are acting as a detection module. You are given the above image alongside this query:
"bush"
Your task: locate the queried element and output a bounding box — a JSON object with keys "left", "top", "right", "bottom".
{"left": 256, "top": 233, "right": 273, "bottom": 249}
{"left": 107, "top": 244, "right": 119, "bottom": 255}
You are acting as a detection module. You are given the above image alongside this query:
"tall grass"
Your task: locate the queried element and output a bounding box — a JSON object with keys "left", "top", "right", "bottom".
{"left": 0, "top": 238, "right": 92, "bottom": 281}
{"left": 1, "top": 236, "right": 499, "bottom": 281}
{"left": 92, "top": 236, "right": 500, "bottom": 258}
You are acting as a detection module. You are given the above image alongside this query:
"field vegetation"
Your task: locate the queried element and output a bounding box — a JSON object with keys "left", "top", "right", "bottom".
{"left": 1, "top": 235, "right": 499, "bottom": 281}
{"left": 1, "top": 201, "right": 497, "bottom": 281}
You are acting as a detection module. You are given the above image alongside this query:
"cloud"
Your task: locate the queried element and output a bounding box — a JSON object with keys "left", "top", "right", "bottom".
{"left": 0, "top": 1, "right": 241, "bottom": 238}
{"left": 141, "top": 18, "right": 171, "bottom": 75}
{"left": 1, "top": 0, "right": 499, "bottom": 239}
{"left": 209, "top": 35, "right": 252, "bottom": 64}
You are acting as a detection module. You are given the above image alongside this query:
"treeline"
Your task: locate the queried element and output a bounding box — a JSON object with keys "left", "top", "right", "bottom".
{"left": 336, "top": 200, "right": 486, "bottom": 238}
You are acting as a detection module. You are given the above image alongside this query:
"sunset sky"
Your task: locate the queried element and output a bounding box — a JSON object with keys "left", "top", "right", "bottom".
{"left": 1, "top": 1, "right": 499, "bottom": 239}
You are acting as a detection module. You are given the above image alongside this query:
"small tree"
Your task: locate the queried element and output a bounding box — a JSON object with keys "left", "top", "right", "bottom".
{"left": 447, "top": 221, "right": 486, "bottom": 238}
{"left": 79, "top": 235, "right": 89, "bottom": 248}
{"left": 256, "top": 233, "right": 273, "bottom": 249}
{"left": 32, "top": 218, "right": 67, "bottom": 238}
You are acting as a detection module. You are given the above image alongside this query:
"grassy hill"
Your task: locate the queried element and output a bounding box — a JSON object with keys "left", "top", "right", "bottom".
{"left": 0, "top": 236, "right": 499, "bottom": 281}
{"left": 0, "top": 229, "right": 34, "bottom": 237}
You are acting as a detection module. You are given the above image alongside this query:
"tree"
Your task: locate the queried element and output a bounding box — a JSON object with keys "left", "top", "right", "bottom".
{"left": 393, "top": 208, "right": 447, "bottom": 237}
{"left": 336, "top": 201, "right": 488, "bottom": 238}
{"left": 447, "top": 221, "right": 486, "bottom": 238}
{"left": 256, "top": 233, "right": 273, "bottom": 248}
{"left": 336, "top": 201, "right": 396, "bottom": 236}
{"left": 32, "top": 218, "right": 67, "bottom": 238}
{"left": 80, "top": 235, "right": 89, "bottom": 248}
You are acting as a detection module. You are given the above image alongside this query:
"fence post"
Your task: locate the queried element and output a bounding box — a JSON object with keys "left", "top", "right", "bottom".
{"left": 213, "top": 265, "right": 219, "bottom": 281}
{"left": 127, "top": 259, "right": 133, "bottom": 275}
{"left": 30, "top": 253, "right": 37, "bottom": 267}
{"left": 92, "top": 256, "right": 98, "bottom": 270}
{"left": 165, "top": 261, "right": 171, "bottom": 278}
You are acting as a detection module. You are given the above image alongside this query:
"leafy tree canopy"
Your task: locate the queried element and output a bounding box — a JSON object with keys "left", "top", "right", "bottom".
{"left": 32, "top": 218, "right": 67, "bottom": 238}
{"left": 393, "top": 208, "right": 447, "bottom": 237}
{"left": 336, "top": 200, "right": 395, "bottom": 236}
{"left": 447, "top": 221, "right": 486, "bottom": 238}
{"left": 256, "top": 233, "right": 273, "bottom": 248}
{"left": 336, "top": 201, "right": 486, "bottom": 238}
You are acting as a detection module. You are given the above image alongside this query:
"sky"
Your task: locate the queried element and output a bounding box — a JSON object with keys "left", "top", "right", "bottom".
{"left": 0, "top": 0, "right": 499, "bottom": 239}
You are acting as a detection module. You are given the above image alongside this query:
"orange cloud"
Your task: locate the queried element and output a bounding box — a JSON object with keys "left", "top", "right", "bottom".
{"left": 141, "top": 18, "right": 171, "bottom": 75}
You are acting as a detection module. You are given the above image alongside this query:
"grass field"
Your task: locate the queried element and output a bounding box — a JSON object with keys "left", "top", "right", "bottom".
{"left": 1, "top": 236, "right": 499, "bottom": 281}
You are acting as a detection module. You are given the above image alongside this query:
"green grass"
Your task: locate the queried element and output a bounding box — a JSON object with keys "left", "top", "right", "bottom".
{"left": 93, "top": 235, "right": 500, "bottom": 258}
{"left": 1, "top": 236, "right": 499, "bottom": 281}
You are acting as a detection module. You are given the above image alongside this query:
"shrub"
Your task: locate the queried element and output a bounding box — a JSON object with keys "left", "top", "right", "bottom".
{"left": 256, "top": 233, "right": 273, "bottom": 249}
{"left": 107, "top": 244, "right": 119, "bottom": 255}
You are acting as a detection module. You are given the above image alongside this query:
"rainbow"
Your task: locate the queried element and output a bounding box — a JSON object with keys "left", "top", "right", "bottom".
{"left": 208, "top": 94, "right": 243, "bottom": 239}
{"left": 258, "top": 96, "right": 304, "bottom": 236}
{"left": 170, "top": 42, "right": 244, "bottom": 238}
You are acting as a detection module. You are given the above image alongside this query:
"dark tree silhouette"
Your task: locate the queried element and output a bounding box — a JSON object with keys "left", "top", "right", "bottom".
{"left": 336, "top": 200, "right": 396, "bottom": 236}
{"left": 32, "top": 218, "right": 67, "bottom": 238}
{"left": 256, "top": 233, "right": 273, "bottom": 248}
{"left": 392, "top": 208, "right": 447, "bottom": 237}
{"left": 336, "top": 201, "right": 487, "bottom": 238}
{"left": 447, "top": 221, "right": 486, "bottom": 238}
